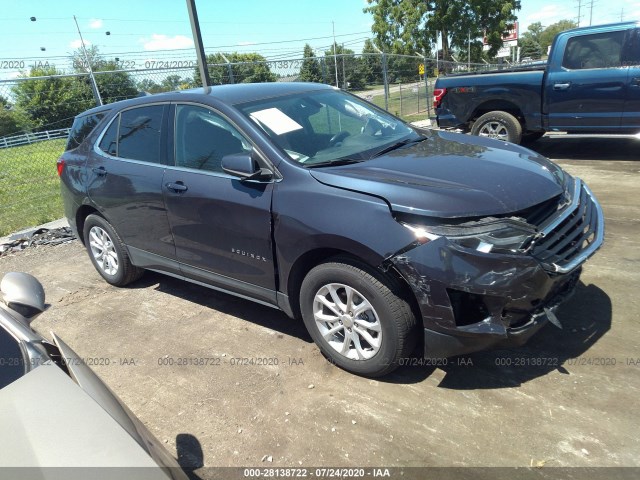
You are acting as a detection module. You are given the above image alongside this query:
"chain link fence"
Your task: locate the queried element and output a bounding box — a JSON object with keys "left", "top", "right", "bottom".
{"left": 0, "top": 54, "right": 497, "bottom": 237}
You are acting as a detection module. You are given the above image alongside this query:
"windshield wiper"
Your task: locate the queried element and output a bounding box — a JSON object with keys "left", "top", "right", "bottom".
{"left": 306, "top": 158, "right": 365, "bottom": 168}
{"left": 370, "top": 136, "right": 427, "bottom": 159}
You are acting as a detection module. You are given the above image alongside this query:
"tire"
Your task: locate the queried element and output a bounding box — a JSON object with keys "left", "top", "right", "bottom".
{"left": 83, "top": 214, "right": 143, "bottom": 287}
{"left": 299, "top": 259, "right": 417, "bottom": 377}
{"left": 471, "top": 111, "right": 523, "bottom": 144}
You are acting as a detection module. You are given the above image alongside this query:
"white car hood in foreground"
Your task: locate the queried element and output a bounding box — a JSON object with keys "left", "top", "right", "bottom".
{"left": 0, "top": 363, "right": 169, "bottom": 478}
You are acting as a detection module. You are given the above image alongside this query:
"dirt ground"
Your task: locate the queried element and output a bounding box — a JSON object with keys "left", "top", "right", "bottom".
{"left": 1, "top": 136, "right": 639, "bottom": 476}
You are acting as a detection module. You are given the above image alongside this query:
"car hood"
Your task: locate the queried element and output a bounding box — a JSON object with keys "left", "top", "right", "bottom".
{"left": 309, "top": 130, "right": 565, "bottom": 218}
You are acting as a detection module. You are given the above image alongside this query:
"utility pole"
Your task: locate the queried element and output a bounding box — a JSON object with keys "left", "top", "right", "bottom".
{"left": 73, "top": 15, "right": 102, "bottom": 106}
{"left": 589, "top": 0, "right": 595, "bottom": 26}
{"left": 342, "top": 43, "right": 346, "bottom": 90}
{"left": 186, "top": 0, "right": 210, "bottom": 87}
{"left": 332, "top": 21, "right": 339, "bottom": 88}
{"left": 372, "top": 43, "right": 389, "bottom": 111}
{"left": 467, "top": 30, "right": 471, "bottom": 69}
{"left": 576, "top": 0, "right": 583, "bottom": 27}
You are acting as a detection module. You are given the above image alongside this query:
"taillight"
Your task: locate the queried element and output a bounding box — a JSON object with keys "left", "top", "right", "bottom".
{"left": 56, "top": 158, "right": 65, "bottom": 177}
{"left": 433, "top": 88, "right": 447, "bottom": 109}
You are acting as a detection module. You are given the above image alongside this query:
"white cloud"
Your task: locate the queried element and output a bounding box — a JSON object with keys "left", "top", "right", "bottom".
{"left": 69, "top": 39, "right": 91, "bottom": 49}
{"left": 526, "top": 4, "right": 572, "bottom": 23}
{"left": 89, "top": 18, "right": 103, "bottom": 29}
{"left": 141, "top": 34, "right": 194, "bottom": 51}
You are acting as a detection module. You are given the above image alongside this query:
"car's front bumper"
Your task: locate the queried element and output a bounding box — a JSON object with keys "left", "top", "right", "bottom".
{"left": 386, "top": 179, "right": 604, "bottom": 359}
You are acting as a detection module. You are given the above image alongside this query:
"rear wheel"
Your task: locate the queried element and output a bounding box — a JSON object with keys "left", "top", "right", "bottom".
{"left": 83, "top": 214, "right": 143, "bottom": 287}
{"left": 471, "top": 111, "right": 522, "bottom": 144}
{"left": 300, "top": 259, "right": 417, "bottom": 377}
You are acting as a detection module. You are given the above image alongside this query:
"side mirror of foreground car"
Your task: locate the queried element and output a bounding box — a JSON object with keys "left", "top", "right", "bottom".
{"left": 0, "top": 272, "right": 46, "bottom": 324}
{"left": 222, "top": 152, "right": 274, "bottom": 182}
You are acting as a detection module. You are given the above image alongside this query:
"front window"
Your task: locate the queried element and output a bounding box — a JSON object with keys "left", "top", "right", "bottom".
{"left": 237, "top": 89, "right": 417, "bottom": 166}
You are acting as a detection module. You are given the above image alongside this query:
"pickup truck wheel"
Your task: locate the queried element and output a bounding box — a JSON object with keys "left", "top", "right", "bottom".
{"left": 300, "top": 260, "right": 416, "bottom": 377}
{"left": 83, "top": 214, "right": 143, "bottom": 287}
{"left": 471, "top": 111, "right": 522, "bottom": 144}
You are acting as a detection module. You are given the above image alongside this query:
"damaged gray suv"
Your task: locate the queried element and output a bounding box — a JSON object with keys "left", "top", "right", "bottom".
{"left": 59, "top": 83, "right": 604, "bottom": 376}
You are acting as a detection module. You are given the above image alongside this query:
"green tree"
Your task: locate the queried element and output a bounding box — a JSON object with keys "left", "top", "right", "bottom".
{"left": 364, "top": 0, "right": 521, "bottom": 60}
{"left": 324, "top": 43, "right": 365, "bottom": 90}
{"left": 12, "top": 67, "right": 92, "bottom": 131}
{"left": 71, "top": 46, "right": 138, "bottom": 104}
{"left": 520, "top": 21, "right": 544, "bottom": 46}
{"left": 137, "top": 78, "right": 163, "bottom": 94}
{"left": 539, "top": 20, "right": 578, "bottom": 54}
{"left": 0, "top": 109, "right": 24, "bottom": 137}
{"left": 519, "top": 37, "right": 542, "bottom": 60}
{"left": 299, "top": 44, "right": 323, "bottom": 83}
{"left": 194, "top": 52, "right": 277, "bottom": 86}
{"left": 360, "top": 39, "right": 383, "bottom": 85}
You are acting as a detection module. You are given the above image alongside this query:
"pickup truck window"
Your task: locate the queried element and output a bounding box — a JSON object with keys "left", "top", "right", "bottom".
{"left": 563, "top": 31, "right": 625, "bottom": 70}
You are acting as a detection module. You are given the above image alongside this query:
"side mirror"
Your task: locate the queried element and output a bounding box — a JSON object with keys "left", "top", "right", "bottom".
{"left": 0, "top": 272, "right": 46, "bottom": 323}
{"left": 221, "top": 152, "right": 273, "bottom": 182}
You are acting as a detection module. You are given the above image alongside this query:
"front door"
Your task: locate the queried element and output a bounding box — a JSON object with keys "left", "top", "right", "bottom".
{"left": 162, "top": 103, "right": 276, "bottom": 303}
{"left": 546, "top": 29, "right": 627, "bottom": 132}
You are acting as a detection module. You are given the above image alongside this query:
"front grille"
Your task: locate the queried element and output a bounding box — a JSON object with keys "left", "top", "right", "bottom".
{"left": 531, "top": 179, "right": 602, "bottom": 273}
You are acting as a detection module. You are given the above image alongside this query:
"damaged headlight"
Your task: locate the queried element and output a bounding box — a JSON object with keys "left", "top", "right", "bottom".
{"left": 402, "top": 218, "right": 539, "bottom": 254}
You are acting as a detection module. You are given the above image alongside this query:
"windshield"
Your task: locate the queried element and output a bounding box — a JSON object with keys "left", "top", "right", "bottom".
{"left": 237, "top": 89, "right": 418, "bottom": 166}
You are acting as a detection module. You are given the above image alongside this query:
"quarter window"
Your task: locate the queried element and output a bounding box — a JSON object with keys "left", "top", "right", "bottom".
{"left": 174, "top": 104, "right": 251, "bottom": 173}
{"left": 66, "top": 112, "right": 105, "bottom": 151}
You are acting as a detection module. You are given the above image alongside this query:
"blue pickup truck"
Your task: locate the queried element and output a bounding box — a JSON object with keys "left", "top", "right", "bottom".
{"left": 434, "top": 21, "right": 640, "bottom": 144}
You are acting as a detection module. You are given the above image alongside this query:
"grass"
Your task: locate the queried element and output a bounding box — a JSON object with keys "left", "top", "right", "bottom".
{"left": 364, "top": 84, "right": 434, "bottom": 123}
{"left": 0, "top": 139, "right": 65, "bottom": 237}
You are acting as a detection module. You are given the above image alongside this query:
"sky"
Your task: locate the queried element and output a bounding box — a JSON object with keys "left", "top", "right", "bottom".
{"left": 0, "top": 0, "right": 639, "bottom": 79}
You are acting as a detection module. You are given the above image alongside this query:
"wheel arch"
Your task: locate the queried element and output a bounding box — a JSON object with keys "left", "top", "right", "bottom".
{"left": 285, "top": 247, "right": 420, "bottom": 324}
{"left": 471, "top": 100, "right": 525, "bottom": 127}
{"left": 75, "top": 204, "right": 101, "bottom": 245}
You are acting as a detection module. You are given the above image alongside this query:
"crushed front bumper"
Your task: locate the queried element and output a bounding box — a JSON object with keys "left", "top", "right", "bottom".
{"left": 386, "top": 179, "right": 604, "bottom": 359}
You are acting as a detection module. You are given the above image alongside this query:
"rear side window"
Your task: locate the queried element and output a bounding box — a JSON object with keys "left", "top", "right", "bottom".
{"left": 97, "top": 104, "right": 165, "bottom": 164}
{"left": 563, "top": 31, "right": 625, "bottom": 70}
{"left": 65, "top": 112, "right": 105, "bottom": 151}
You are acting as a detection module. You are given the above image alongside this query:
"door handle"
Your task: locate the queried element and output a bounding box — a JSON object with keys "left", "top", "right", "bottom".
{"left": 92, "top": 166, "right": 107, "bottom": 176}
{"left": 166, "top": 181, "right": 188, "bottom": 193}
{"left": 553, "top": 82, "right": 571, "bottom": 91}
{"left": 631, "top": 77, "right": 640, "bottom": 87}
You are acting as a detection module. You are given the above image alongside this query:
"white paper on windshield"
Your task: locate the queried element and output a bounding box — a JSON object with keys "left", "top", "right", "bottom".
{"left": 250, "top": 108, "right": 303, "bottom": 135}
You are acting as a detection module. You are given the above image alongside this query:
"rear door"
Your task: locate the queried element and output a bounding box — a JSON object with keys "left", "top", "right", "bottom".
{"left": 162, "top": 103, "right": 276, "bottom": 304}
{"left": 87, "top": 103, "right": 176, "bottom": 259}
{"left": 545, "top": 29, "right": 627, "bottom": 131}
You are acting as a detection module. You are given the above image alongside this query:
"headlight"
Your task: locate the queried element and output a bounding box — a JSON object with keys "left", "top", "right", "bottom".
{"left": 401, "top": 219, "right": 538, "bottom": 254}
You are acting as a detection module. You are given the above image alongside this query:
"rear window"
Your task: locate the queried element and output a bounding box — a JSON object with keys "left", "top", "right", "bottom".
{"left": 65, "top": 112, "right": 105, "bottom": 151}
{"left": 97, "top": 105, "right": 165, "bottom": 164}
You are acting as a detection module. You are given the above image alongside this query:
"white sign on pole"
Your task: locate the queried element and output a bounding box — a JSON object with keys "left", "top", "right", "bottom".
{"left": 495, "top": 46, "right": 511, "bottom": 58}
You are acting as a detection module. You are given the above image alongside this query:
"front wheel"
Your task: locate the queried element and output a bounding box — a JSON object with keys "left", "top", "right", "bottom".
{"left": 299, "top": 259, "right": 417, "bottom": 377}
{"left": 471, "top": 111, "right": 522, "bottom": 144}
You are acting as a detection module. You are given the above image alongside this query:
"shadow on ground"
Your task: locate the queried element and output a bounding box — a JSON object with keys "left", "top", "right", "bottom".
{"left": 131, "top": 273, "right": 611, "bottom": 389}
{"left": 528, "top": 136, "right": 640, "bottom": 161}
{"left": 130, "top": 271, "right": 313, "bottom": 344}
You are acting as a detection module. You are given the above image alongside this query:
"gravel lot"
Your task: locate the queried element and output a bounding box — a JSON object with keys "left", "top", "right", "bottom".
{"left": 1, "top": 136, "right": 639, "bottom": 478}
